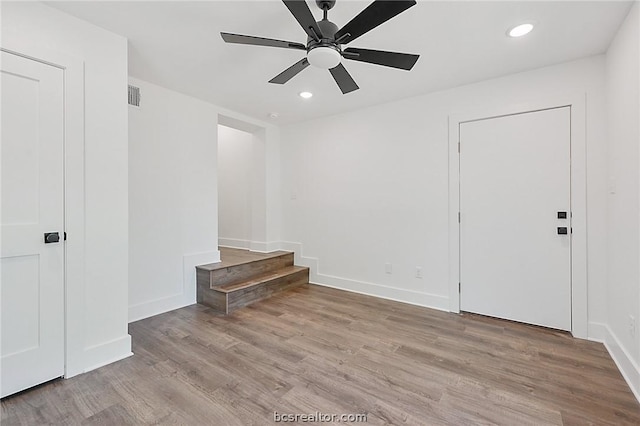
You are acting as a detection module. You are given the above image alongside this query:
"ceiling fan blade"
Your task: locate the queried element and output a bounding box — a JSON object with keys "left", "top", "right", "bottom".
{"left": 221, "top": 32, "right": 306, "bottom": 50}
{"left": 269, "top": 58, "right": 310, "bottom": 84}
{"left": 343, "top": 47, "right": 419, "bottom": 70}
{"left": 329, "top": 63, "right": 359, "bottom": 94}
{"left": 282, "top": 0, "right": 324, "bottom": 41}
{"left": 334, "top": 1, "right": 416, "bottom": 45}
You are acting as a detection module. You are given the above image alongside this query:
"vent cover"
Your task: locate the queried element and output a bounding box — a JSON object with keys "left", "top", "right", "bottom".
{"left": 128, "top": 85, "right": 141, "bottom": 107}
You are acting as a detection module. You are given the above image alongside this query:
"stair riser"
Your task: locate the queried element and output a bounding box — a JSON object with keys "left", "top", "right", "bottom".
{"left": 208, "top": 253, "right": 294, "bottom": 288}
{"left": 200, "top": 268, "right": 308, "bottom": 315}
{"left": 196, "top": 280, "right": 226, "bottom": 311}
{"left": 227, "top": 268, "right": 308, "bottom": 314}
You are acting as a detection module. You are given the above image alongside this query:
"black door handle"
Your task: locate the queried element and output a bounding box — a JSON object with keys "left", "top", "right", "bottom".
{"left": 44, "top": 232, "right": 60, "bottom": 244}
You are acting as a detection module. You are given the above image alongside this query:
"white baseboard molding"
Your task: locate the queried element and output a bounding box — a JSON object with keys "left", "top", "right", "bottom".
{"left": 588, "top": 321, "right": 640, "bottom": 403}
{"left": 219, "top": 238, "right": 282, "bottom": 253}
{"left": 82, "top": 334, "right": 132, "bottom": 374}
{"left": 219, "top": 238, "right": 251, "bottom": 249}
{"left": 587, "top": 321, "right": 608, "bottom": 342}
{"left": 128, "top": 250, "right": 220, "bottom": 323}
{"left": 310, "top": 279, "right": 450, "bottom": 312}
{"left": 253, "top": 241, "right": 283, "bottom": 253}
{"left": 128, "top": 292, "right": 195, "bottom": 323}
{"left": 280, "top": 241, "right": 449, "bottom": 312}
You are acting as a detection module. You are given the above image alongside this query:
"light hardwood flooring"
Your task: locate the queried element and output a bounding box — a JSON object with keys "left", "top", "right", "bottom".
{"left": 198, "top": 247, "right": 293, "bottom": 272}
{"left": 2, "top": 284, "right": 639, "bottom": 425}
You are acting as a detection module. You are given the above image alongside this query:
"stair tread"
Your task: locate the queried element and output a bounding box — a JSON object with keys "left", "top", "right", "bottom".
{"left": 215, "top": 266, "right": 308, "bottom": 293}
{"left": 196, "top": 249, "right": 293, "bottom": 271}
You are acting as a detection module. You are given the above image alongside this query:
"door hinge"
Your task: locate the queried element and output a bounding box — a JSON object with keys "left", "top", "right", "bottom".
{"left": 458, "top": 212, "right": 461, "bottom": 223}
{"left": 458, "top": 282, "right": 461, "bottom": 293}
{"left": 458, "top": 142, "right": 461, "bottom": 153}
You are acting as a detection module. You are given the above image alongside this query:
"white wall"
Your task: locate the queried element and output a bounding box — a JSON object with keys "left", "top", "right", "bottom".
{"left": 605, "top": 3, "right": 640, "bottom": 399}
{"left": 128, "top": 79, "right": 279, "bottom": 321}
{"left": 2, "top": 2, "right": 131, "bottom": 374}
{"left": 280, "top": 55, "right": 608, "bottom": 322}
{"left": 218, "top": 125, "right": 254, "bottom": 247}
{"left": 128, "top": 78, "right": 220, "bottom": 322}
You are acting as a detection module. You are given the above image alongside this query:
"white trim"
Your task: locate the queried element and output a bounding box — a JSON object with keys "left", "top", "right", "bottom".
{"left": 128, "top": 293, "right": 193, "bottom": 324}
{"left": 588, "top": 322, "right": 640, "bottom": 403}
{"left": 448, "top": 93, "right": 589, "bottom": 338}
{"left": 128, "top": 250, "right": 220, "bottom": 323}
{"left": 280, "top": 241, "right": 449, "bottom": 312}
{"left": 218, "top": 238, "right": 282, "bottom": 253}
{"left": 588, "top": 321, "right": 609, "bottom": 342}
{"left": 0, "top": 44, "right": 95, "bottom": 378}
{"left": 249, "top": 241, "right": 282, "bottom": 253}
{"left": 82, "top": 335, "right": 132, "bottom": 373}
{"left": 219, "top": 238, "right": 251, "bottom": 250}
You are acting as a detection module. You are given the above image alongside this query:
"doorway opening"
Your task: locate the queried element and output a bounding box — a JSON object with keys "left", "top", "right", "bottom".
{"left": 217, "top": 115, "right": 267, "bottom": 252}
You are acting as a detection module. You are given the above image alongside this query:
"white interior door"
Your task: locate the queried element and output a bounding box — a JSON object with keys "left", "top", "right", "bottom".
{"left": 1, "top": 51, "right": 65, "bottom": 398}
{"left": 459, "top": 107, "right": 571, "bottom": 331}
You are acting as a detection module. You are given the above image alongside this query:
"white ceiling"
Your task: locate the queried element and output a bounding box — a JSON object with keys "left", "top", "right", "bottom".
{"left": 47, "top": 1, "right": 633, "bottom": 125}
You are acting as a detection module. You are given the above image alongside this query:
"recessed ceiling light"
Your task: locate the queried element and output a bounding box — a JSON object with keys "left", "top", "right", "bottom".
{"left": 508, "top": 23, "right": 534, "bottom": 38}
{"left": 268, "top": 112, "right": 279, "bottom": 119}
{"left": 299, "top": 91, "right": 313, "bottom": 99}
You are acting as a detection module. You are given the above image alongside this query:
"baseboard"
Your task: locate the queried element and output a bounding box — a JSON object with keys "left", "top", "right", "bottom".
{"left": 247, "top": 240, "right": 280, "bottom": 252}
{"left": 280, "top": 241, "right": 449, "bottom": 312}
{"left": 587, "top": 321, "right": 608, "bottom": 342}
{"left": 311, "top": 279, "right": 450, "bottom": 312}
{"left": 128, "top": 250, "right": 220, "bottom": 323}
{"left": 219, "top": 238, "right": 251, "bottom": 249}
{"left": 128, "top": 292, "right": 195, "bottom": 323}
{"left": 219, "top": 238, "right": 281, "bottom": 253}
{"left": 82, "top": 334, "right": 133, "bottom": 374}
{"left": 588, "top": 321, "right": 640, "bottom": 403}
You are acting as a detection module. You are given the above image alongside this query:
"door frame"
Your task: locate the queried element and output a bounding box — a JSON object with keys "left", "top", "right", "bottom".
{"left": 447, "top": 94, "right": 588, "bottom": 338}
{"left": 1, "top": 45, "right": 86, "bottom": 377}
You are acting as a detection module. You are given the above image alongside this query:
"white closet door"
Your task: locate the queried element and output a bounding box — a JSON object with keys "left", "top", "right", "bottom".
{"left": 459, "top": 107, "right": 571, "bottom": 331}
{"left": 1, "top": 51, "right": 65, "bottom": 398}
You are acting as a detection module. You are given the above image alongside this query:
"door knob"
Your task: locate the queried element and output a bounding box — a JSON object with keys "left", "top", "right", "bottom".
{"left": 44, "top": 232, "right": 60, "bottom": 244}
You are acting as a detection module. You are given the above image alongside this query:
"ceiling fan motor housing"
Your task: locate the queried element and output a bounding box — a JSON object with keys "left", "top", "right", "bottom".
{"left": 307, "top": 19, "right": 341, "bottom": 69}
{"left": 220, "top": 0, "right": 420, "bottom": 93}
{"left": 316, "top": 0, "right": 336, "bottom": 11}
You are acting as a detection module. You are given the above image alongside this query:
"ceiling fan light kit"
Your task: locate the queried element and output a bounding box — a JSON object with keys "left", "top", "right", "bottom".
{"left": 307, "top": 46, "right": 341, "bottom": 69}
{"left": 221, "top": 0, "right": 420, "bottom": 94}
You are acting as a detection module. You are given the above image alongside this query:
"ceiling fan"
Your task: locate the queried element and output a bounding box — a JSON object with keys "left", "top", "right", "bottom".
{"left": 221, "top": 0, "right": 420, "bottom": 94}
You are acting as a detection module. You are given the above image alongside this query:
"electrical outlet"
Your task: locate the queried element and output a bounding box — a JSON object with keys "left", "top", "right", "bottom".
{"left": 629, "top": 315, "right": 636, "bottom": 337}
{"left": 385, "top": 263, "right": 392, "bottom": 274}
{"left": 415, "top": 267, "right": 423, "bottom": 279}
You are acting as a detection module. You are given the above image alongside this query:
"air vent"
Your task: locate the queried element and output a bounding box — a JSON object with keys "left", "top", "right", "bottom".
{"left": 128, "top": 85, "right": 141, "bottom": 107}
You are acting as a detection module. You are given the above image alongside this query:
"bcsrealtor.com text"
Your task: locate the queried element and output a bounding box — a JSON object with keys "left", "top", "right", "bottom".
{"left": 274, "top": 411, "right": 368, "bottom": 423}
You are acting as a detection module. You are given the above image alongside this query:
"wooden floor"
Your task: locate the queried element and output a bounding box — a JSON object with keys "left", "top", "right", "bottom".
{"left": 197, "top": 247, "right": 293, "bottom": 272}
{"left": 2, "top": 284, "right": 639, "bottom": 425}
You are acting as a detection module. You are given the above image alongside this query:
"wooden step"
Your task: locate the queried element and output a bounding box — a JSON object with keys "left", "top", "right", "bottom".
{"left": 197, "top": 265, "right": 309, "bottom": 315}
{"left": 196, "top": 250, "right": 294, "bottom": 289}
